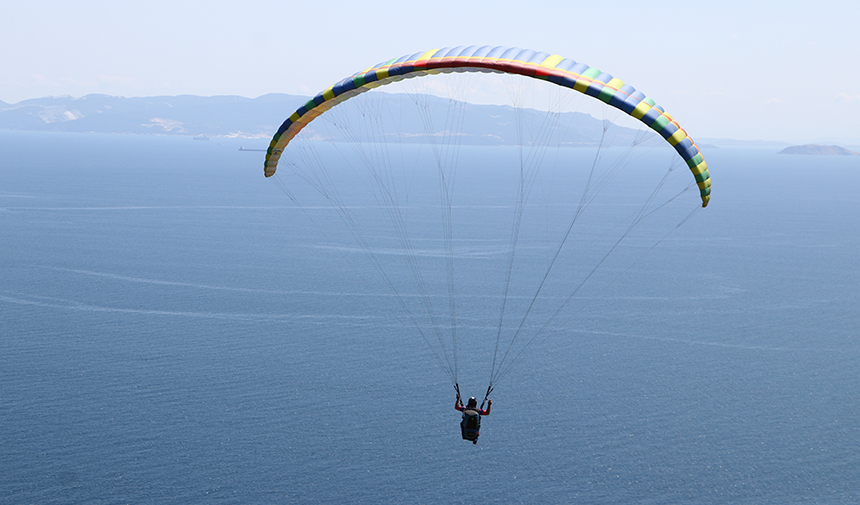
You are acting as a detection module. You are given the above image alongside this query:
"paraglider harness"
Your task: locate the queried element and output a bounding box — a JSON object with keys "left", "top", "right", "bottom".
{"left": 456, "top": 383, "right": 492, "bottom": 444}
{"left": 460, "top": 408, "right": 481, "bottom": 442}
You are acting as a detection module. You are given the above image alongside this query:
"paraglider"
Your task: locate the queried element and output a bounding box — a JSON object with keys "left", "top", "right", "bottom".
{"left": 456, "top": 395, "right": 491, "bottom": 444}
{"left": 264, "top": 46, "right": 710, "bottom": 443}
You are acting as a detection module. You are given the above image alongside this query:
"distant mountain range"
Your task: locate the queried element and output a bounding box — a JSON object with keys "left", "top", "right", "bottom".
{"left": 0, "top": 93, "right": 677, "bottom": 147}
{"left": 8, "top": 94, "right": 859, "bottom": 151}
{"left": 0, "top": 94, "right": 298, "bottom": 139}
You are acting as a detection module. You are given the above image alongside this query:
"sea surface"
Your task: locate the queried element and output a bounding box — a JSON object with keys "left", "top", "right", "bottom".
{"left": 2, "top": 130, "right": 859, "bottom": 504}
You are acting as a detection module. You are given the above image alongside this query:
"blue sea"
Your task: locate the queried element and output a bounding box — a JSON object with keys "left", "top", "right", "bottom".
{"left": 2, "top": 130, "right": 859, "bottom": 504}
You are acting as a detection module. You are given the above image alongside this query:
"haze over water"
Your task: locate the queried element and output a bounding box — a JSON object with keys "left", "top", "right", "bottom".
{"left": 2, "top": 130, "right": 859, "bottom": 503}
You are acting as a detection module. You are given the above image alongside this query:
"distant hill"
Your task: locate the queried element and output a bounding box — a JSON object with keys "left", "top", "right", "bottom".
{"left": 698, "top": 138, "right": 789, "bottom": 148}
{"left": 0, "top": 94, "right": 302, "bottom": 138}
{"left": 778, "top": 144, "right": 860, "bottom": 155}
{"left": 0, "top": 93, "right": 666, "bottom": 147}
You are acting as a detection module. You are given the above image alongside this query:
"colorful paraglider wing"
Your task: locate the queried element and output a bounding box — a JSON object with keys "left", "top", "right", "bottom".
{"left": 265, "top": 46, "right": 710, "bottom": 207}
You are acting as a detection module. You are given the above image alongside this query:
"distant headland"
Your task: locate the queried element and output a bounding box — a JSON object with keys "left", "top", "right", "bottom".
{"left": 777, "top": 144, "right": 860, "bottom": 155}
{"left": 0, "top": 93, "right": 670, "bottom": 147}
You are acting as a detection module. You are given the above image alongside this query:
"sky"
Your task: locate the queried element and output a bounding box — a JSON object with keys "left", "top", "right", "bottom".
{"left": 2, "top": 0, "right": 858, "bottom": 142}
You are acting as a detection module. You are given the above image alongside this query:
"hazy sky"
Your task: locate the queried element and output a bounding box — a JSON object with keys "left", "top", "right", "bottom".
{"left": 2, "top": 0, "right": 858, "bottom": 142}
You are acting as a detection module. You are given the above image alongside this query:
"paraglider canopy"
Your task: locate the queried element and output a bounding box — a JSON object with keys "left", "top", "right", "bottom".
{"left": 265, "top": 45, "right": 710, "bottom": 207}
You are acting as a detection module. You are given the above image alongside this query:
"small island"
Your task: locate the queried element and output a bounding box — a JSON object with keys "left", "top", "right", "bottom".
{"left": 777, "top": 144, "right": 860, "bottom": 155}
